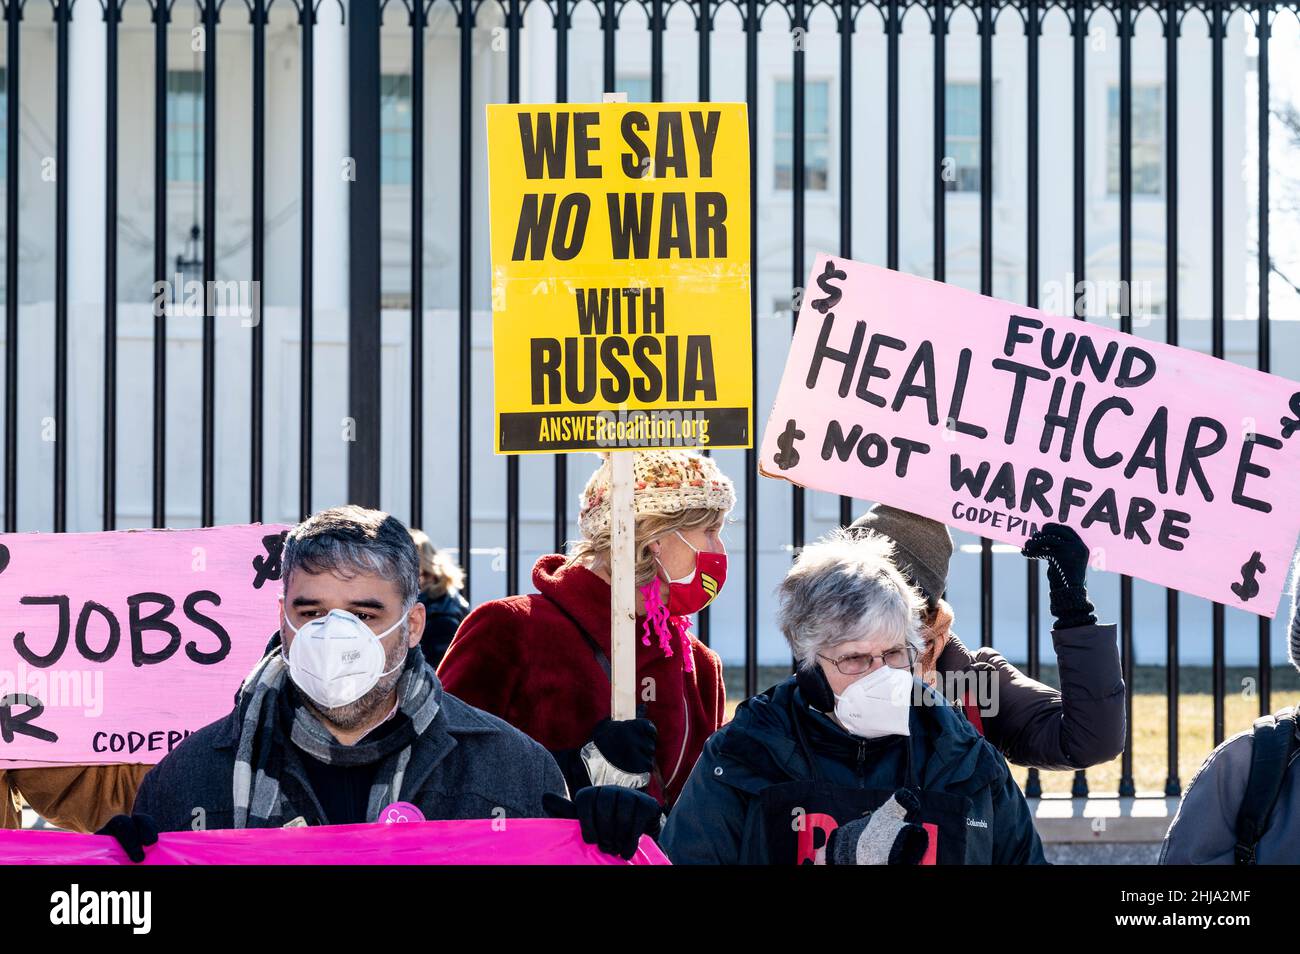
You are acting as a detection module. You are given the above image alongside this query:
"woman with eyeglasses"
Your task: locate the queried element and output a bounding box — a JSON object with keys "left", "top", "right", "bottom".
{"left": 660, "top": 528, "right": 1046, "bottom": 865}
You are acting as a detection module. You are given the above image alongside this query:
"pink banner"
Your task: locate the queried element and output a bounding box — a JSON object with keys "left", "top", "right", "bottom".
{"left": 0, "top": 524, "right": 291, "bottom": 765}
{"left": 759, "top": 255, "right": 1300, "bottom": 617}
{"left": 0, "top": 819, "right": 669, "bottom": 865}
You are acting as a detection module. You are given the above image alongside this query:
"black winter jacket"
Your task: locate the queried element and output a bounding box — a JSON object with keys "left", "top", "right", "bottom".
{"left": 133, "top": 676, "right": 565, "bottom": 831}
{"left": 660, "top": 676, "right": 1047, "bottom": 865}
{"left": 936, "top": 623, "right": 1125, "bottom": 772}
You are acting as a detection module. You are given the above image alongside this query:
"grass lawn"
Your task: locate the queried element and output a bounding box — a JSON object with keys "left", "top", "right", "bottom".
{"left": 722, "top": 665, "right": 1300, "bottom": 797}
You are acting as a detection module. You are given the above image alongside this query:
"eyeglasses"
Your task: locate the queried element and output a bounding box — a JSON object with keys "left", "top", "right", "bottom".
{"left": 817, "top": 646, "right": 916, "bottom": 676}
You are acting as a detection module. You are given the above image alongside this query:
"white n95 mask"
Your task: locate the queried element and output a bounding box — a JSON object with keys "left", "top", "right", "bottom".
{"left": 283, "top": 606, "right": 406, "bottom": 710}
{"left": 833, "top": 664, "right": 915, "bottom": 739}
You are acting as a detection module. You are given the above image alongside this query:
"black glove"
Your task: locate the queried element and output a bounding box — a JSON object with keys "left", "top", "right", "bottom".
{"left": 591, "top": 716, "right": 658, "bottom": 776}
{"left": 96, "top": 813, "right": 159, "bottom": 863}
{"left": 1022, "top": 522, "right": 1096, "bottom": 629}
{"left": 543, "top": 787, "right": 663, "bottom": 860}
{"left": 826, "top": 788, "right": 929, "bottom": 865}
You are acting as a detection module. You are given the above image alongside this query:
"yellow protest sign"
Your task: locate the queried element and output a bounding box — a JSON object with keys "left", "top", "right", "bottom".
{"left": 487, "top": 102, "right": 753, "bottom": 454}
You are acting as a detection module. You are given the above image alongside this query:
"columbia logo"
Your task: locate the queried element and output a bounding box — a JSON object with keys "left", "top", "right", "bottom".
{"left": 966, "top": 818, "right": 988, "bottom": 828}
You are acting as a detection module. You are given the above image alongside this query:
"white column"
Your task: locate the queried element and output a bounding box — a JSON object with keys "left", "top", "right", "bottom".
{"left": 68, "top": 6, "right": 105, "bottom": 308}
{"left": 310, "top": 7, "right": 351, "bottom": 508}
{"left": 67, "top": 4, "right": 108, "bottom": 530}
{"left": 314, "top": 8, "right": 349, "bottom": 319}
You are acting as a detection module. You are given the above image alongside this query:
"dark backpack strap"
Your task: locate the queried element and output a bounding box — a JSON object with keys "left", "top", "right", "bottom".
{"left": 1234, "top": 706, "right": 1299, "bottom": 864}
{"left": 540, "top": 594, "right": 612, "bottom": 681}
{"left": 538, "top": 595, "right": 652, "bottom": 722}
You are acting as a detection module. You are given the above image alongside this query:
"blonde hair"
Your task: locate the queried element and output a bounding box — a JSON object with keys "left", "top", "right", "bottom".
{"left": 568, "top": 508, "right": 723, "bottom": 588}
{"left": 409, "top": 528, "right": 466, "bottom": 599}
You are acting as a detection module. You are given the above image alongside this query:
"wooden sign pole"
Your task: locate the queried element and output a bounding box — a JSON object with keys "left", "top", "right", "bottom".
{"left": 598, "top": 97, "right": 639, "bottom": 722}
{"left": 609, "top": 450, "right": 637, "bottom": 721}
{"left": 600, "top": 90, "right": 638, "bottom": 725}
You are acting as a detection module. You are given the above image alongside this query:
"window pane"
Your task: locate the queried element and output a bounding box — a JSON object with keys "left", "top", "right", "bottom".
{"left": 774, "top": 80, "right": 830, "bottom": 191}
{"left": 1107, "top": 84, "right": 1162, "bottom": 195}
{"left": 1134, "top": 141, "right": 1162, "bottom": 194}
{"left": 775, "top": 80, "right": 793, "bottom": 135}
{"left": 943, "top": 83, "right": 982, "bottom": 192}
{"left": 774, "top": 135, "right": 792, "bottom": 190}
{"left": 806, "top": 83, "right": 828, "bottom": 134}
{"left": 166, "top": 71, "right": 203, "bottom": 184}
{"left": 946, "top": 83, "right": 980, "bottom": 137}
{"left": 1134, "top": 86, "right": 1162, "bottom": 140}
{"left": 807, "top": 138, "right": 828, "bottom": 190}
{"left": 616, "top": 76, "right": 652, "bottom": 102}
{"left": 381, "top": 73, "right": 413, "bottom": 186}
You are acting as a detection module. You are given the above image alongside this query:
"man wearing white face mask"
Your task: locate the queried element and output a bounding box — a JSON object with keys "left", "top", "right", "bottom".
{"left": 120, "top": 506, "right": 571, "bottom": 839}
{"left": 660, "top": 528, "right": 1047, "bottom": 865}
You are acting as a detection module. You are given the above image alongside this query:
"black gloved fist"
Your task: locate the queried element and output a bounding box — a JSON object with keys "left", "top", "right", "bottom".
{"left": 591, "top": 716, "right": 658, "bottom": 775}
{"left": 96, "top": 813, "right": 159, "bottom": 863}
{"left": 543, "top": 787, "right": 662, "bottom": 860}
{"left": 1022, "top": 522, "right": 1096, "bottom": 629}
{"left": 827, "top": 788, "right": 929, "bottom": 866}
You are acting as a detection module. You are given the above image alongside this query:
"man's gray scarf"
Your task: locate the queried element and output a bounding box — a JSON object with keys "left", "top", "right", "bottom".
{"left": 231, "top": 648, "right": 441, "bottom": 828}
{"left": 1290, "top": 562, "right": 1300, "bottom": 674}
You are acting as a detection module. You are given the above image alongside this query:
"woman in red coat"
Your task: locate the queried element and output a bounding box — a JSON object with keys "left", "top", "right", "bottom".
{"left": 438, "top": 450, "right": 734, "bottom": 808}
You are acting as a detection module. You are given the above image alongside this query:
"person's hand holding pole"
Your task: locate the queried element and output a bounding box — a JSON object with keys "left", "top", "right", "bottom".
{"left": 544, "top": 787, "right": 663, "bottom": 861}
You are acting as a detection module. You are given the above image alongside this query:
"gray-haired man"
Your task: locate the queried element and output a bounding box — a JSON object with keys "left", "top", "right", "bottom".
{"left": 120, "top": 506, "right": 567, "bottom": 837}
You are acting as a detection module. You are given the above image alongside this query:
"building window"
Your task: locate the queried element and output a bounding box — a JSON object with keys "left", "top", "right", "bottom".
{"left": 774, "top": 79, "right": 829, "bottom": 191}
{"left": 381, "top": 74, "right": 413, "bottom": 186}
{"left": 945, "top": 82, "right": 981, "bottom": 193}
{"left": 167, "top": 71, "right": 203, "bottom": 184}
{"left": 1108, "top": 85, "right": 1162, "bottom": 195}
{"left": 615, "top": 76, "right": 652, "bottom": 102}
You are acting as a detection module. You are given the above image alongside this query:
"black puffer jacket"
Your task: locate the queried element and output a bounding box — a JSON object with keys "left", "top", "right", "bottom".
{"left": 935, "top": 623, "right": 1125, "bottom": 772}
{"left": 660, "top": 676, "right": 1046, "bottom": 865}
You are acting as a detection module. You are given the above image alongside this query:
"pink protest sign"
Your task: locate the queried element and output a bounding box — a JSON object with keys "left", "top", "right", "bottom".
{"left": 0, "top": 524, "right": 290, "bottom": 764}
{"left": 0, "top": 818, "right": 670, "bottom": 865}
{"left": 759, "top": 255, "right": 1300, "bottom": 617}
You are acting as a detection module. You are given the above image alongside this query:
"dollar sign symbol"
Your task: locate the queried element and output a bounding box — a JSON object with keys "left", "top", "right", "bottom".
{"left": 810, "top": 261, "right": 846, "bottom": 315}
{"left": 1230, "top": 551, "right": 1266, "bottom": 602}
{"left": 773, "top": 419, "right": 805, "bottom": 471}
{"left": 252, "top": 531, "right": 288, "bottom": 590}
{"left": 1280, "top": 392, "right": 1300, "bottom": 440}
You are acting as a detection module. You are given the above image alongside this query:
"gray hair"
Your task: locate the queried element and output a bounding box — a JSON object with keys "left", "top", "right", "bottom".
{"left": 777, "top": 527, "right": 925, "bottom": 670}
{"left": 282, "top": 505, "right": 420, "bottom": 608}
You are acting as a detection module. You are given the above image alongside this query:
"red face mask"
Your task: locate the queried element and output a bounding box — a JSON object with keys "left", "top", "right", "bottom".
{"left": 658, "top": 530, "right": 728, "bottom": 615}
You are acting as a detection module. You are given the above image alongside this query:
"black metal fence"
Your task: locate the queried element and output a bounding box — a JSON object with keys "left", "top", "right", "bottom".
{"left": 2, "top": 0, "right": 1297, "bottom": 799}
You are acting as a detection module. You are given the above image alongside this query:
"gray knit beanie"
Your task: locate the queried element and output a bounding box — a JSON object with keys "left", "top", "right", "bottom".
{"left": 850, "top": 504, "right": 953, "bottom": 609}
